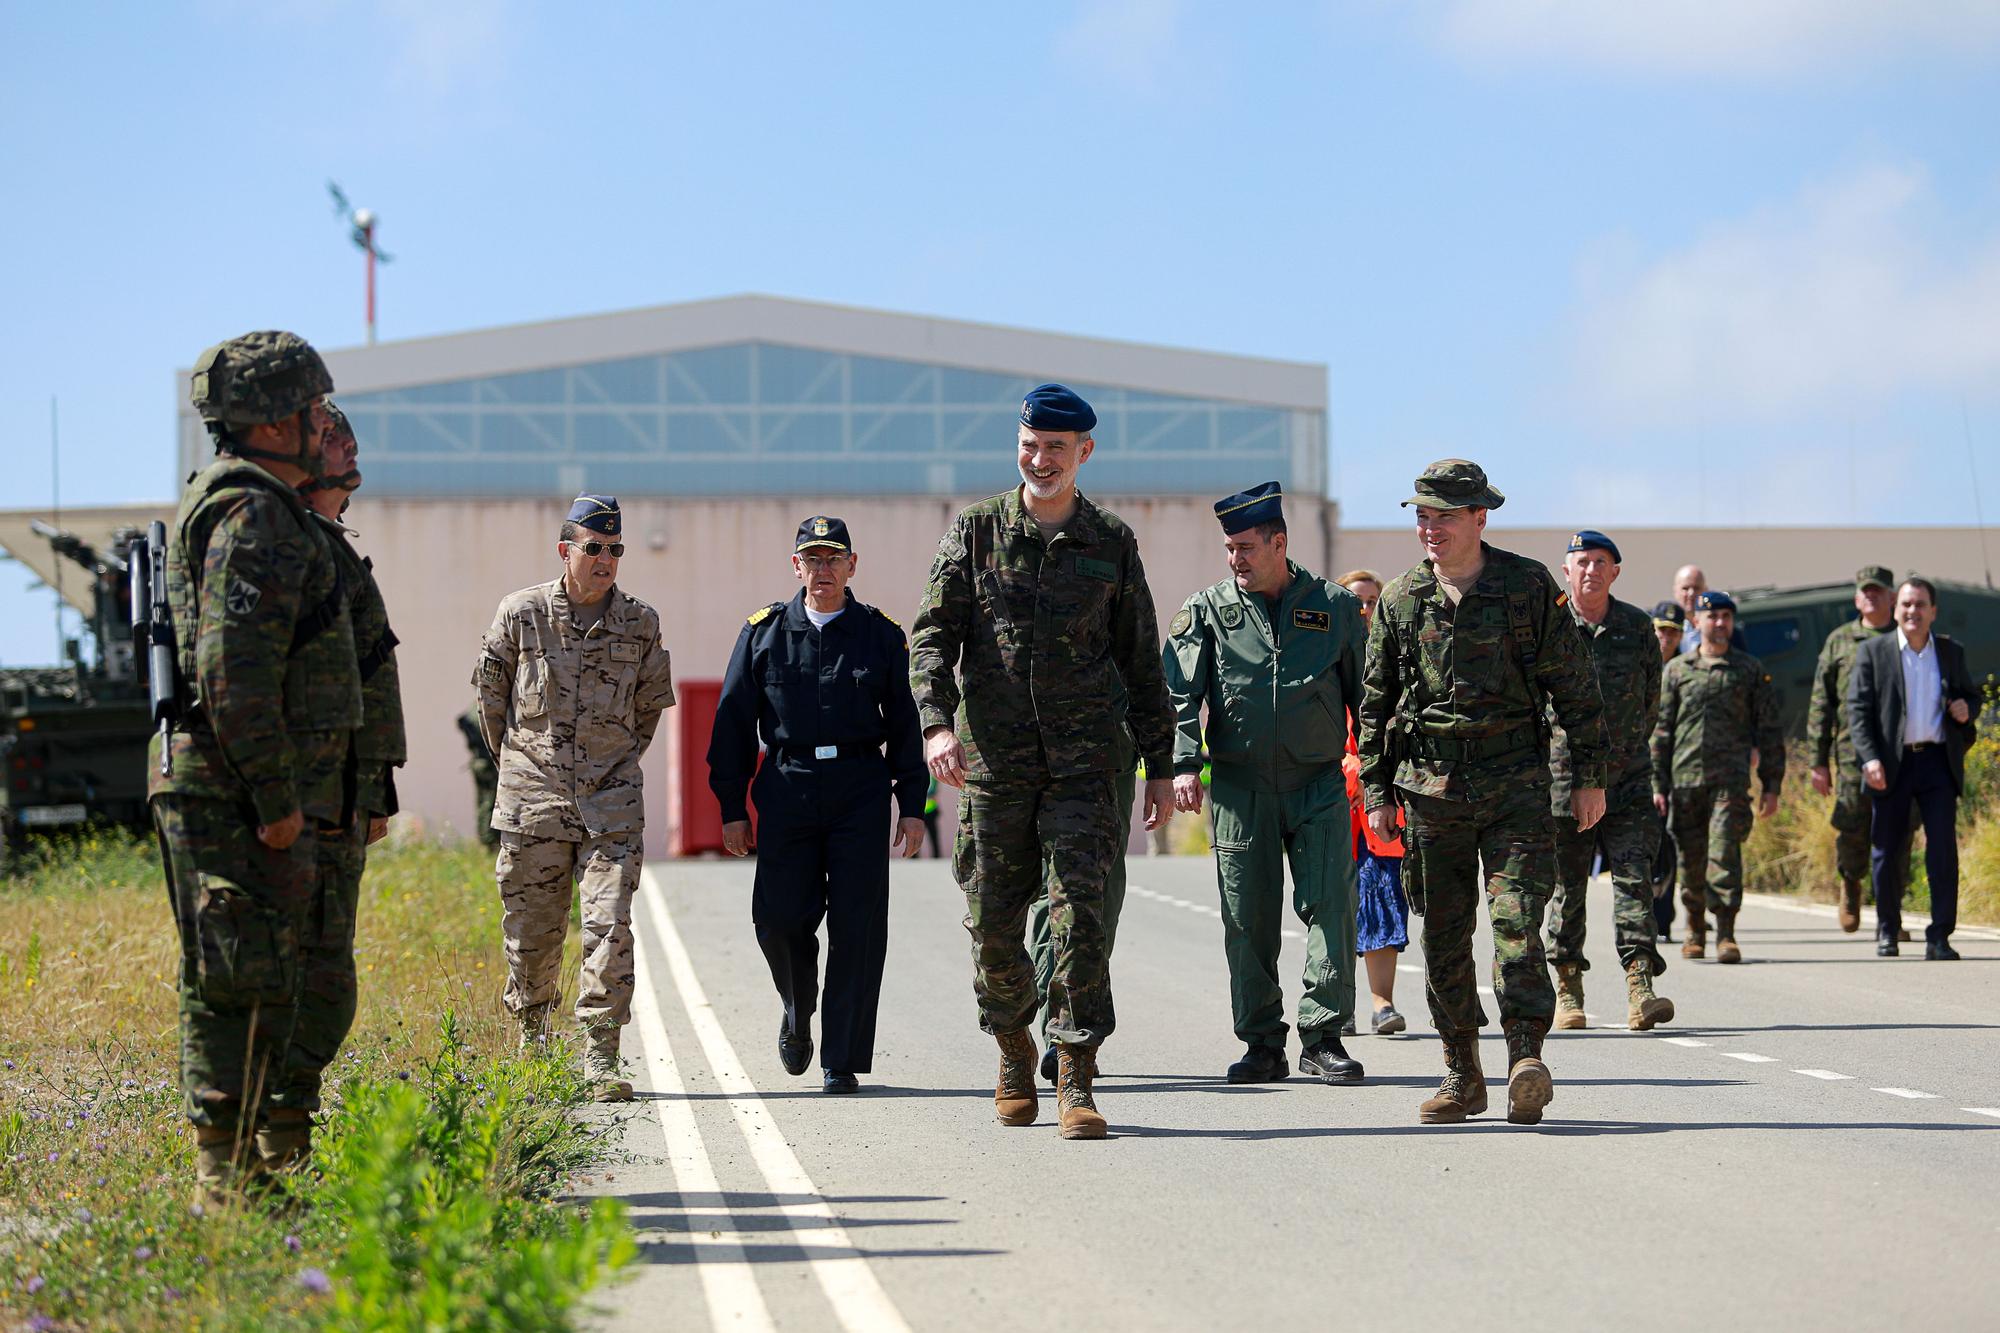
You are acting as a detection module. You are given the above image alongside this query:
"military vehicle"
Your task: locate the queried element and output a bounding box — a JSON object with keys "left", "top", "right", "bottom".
{"left": 1733, "top": 576, "right": 2000, "bottom": 740}
{"left": 0, "top": 521, "right": 152, "bottom": 865}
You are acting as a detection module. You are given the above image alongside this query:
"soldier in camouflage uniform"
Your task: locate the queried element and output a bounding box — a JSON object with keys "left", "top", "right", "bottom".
{"left": 259, "top": 404, "right": 408, "bottom": 1169}
{"left": 474, "top": 495, "right": 676, "bottom": 1102}
{"left": 1357, "top": 461, "right": 1608, "bottom": 1127}
{"left": 458, "top": 706, "right": 500, "bottom": 848}
{"left": 1652, "top": 590, "right": 1785, "bottom": 963}
{"left": 1545, "top": 531, "right": 1675, "bottom": 1033}
{"left": 1806, "top": 566, "right": 1902, "bottom": 934}
{"left": 150, "top": 332, "right": 361, "bottom": 1200}
{"left": 910, "top": 384, "right": 1176, "bottom": 1141}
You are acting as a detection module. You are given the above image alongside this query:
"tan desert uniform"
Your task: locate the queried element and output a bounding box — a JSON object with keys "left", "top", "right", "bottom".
{"left": 475, "top": 579, "right": 675, "bottom": 1032}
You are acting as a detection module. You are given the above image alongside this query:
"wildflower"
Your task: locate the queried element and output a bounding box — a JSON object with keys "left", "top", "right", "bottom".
{"left": 165, "top": 1287, "right": 182, "bottom": 1301}
{"left": 29, "top": 1316, "right": 53, "bottom": 1332}
{"left": 45, "top": 1151, "right": 58, "bottom": 1163}
{"left": 285, "top": 1234, "right": 302, "bottom": 1253}
{"left": 134, "top": 1246, "right": 153, "bottom": 1261}
{"left": 25, "top": 1276, "right": 44, "bottom": 1293}
{"left": 298, "top": 1267, "right": 332, "bottom": 1294}
{"left": 2, "top": 1060, "right": 13, "bottom": 1071}
{"left": 76, "top": 1208, "right": 93, "bottom": 1224}
{"left": 189, "top": 1204, "right": 204, "bottom": 1220}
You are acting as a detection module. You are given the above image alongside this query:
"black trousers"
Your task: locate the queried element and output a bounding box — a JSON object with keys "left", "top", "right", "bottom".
{"left": 750, "top": 758, "right": 892, "bottom": 1073}
{"left": 1869, "top": 746, "right": 1959, "bottom": 944}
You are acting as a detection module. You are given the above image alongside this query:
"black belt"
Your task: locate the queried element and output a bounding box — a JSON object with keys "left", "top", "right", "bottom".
{"left": 1904, "top": 741, "right": 1940, "bottom": 752}
{"left": 773, "top": 743, "right": 878, "bottom": 762}
{"left": 1406, "top": 727, "right": 1537, "bottom": 763}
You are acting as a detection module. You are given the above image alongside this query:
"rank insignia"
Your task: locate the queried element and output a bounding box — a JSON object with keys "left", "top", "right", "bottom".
{"left": 1293, "top": 609, "right": 1330, "bottom": 631}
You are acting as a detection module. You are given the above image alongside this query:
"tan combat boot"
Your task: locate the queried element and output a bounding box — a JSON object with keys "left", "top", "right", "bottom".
{"left": 994, "top": 1030, "right": 1038, "bottom": 1126}
{"left": 1552, "top": 963, "right": 1587, "bottom": 1030}
{"left": 1838, "top": 879, "right": 1863, "bottom": 933}
{"left": 585, "top": 1026, "right": 634, "bottom": 1103}
{"left": 1715, "top": 910, "right": 1742, "bottom": 965}
{"left": 1417, "top": 1034, "right": 1488, "bottom": 1124}
{"left": 1502, "top": 1018, "right": 1554, "bottom": 1126}
{"left": 1055, "top": 1044, "right": 1107, "bottom": 1141}
{"left": 193, "top": 1125, "right": 261, "bottom": 1209}
{"left": 255, "top": 1108, "right": 314, "bottom": 1173}
{"left": 517, "top": 1000, "right": 554, "bottom": 1052}
{"left": 1625, "top": 959, "right": 1676, "bottom": 1031}
{"left": 1682, "top": 907, "right": 1707, "bottom": 960}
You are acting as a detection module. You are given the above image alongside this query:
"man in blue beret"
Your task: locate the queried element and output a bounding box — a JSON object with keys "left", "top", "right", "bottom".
{"left": 1162, "top": 482, "right": 1368, "bottom": 1085}
{"left": 474, "top": 493, "right": 677, "bottom": 1101}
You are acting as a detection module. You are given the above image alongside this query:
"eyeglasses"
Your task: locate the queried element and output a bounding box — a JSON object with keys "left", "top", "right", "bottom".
{"left": 568, "top": 541, "right": 625, "bottom": 558}
{"left": 797, "top": 553, "right": 849, "bottom": 571}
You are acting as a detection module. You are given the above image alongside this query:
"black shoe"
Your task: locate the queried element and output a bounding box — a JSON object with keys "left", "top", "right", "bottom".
{"left": 1876, "top": 937, "right": 1900, "bottom": 957}
{"left": 778, "top": 1014, "right": 813, "bottom": 1076}
{"left": 1040, "top": 1043, "right": 1058, "bottom": 1083}
{"left": 1226, "top": 1044, "right": 1290, "bottom": 1084}
{"left": 1299, "top": 1036, "right": 1365, "bottom": 1085}
{"left": 1925, "top": 941, "right": 1961, "bottom": 961}
{"left": 821, "top": 1070, "right": 859, "bottom": 1094}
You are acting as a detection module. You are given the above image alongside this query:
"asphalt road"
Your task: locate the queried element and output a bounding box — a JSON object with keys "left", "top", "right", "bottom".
{"left": 582, "top": 854, "right": 2000, "bottom": 1333}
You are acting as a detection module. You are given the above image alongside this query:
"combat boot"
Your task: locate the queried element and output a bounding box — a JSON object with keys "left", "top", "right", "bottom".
{"left": 1838, "top": 879, "right": 1863, "bottom": 933}
{"left": 1552, "top": 963, "right": 1587, "bottom": 1030}
{"left": 1055, "top": 1044, "right": 1107, "bottom": 1141}
{"left": 1715, "top": 910, "right": 1742, "bottom": 965}
{"left": 1501, "top": 1018, "right": 1554, "bottom": 1126}
{"left": 585, "top": 1026, "right": 634, "bottom": 1103}
{"left": 517, "top": 1000, "right": 555, "bottom": 1052}
{"left": 255, "top": 1108, "right": 314, "bottom": 1174}
{"left": 1625, "top": 959, "right": 1676, "bottom": 1031}
{"left": 1417, "top": 1034, "right": 1488, "bottom": 1124}
{"left": 994, "top": 1030, "right": 1038, "bottom": 1126}
{"left": 1682, "top": 909, "right": 1707, "bottom": 960}
{"left": 193, "top": 1125, "right": 262, "bottom": 1209}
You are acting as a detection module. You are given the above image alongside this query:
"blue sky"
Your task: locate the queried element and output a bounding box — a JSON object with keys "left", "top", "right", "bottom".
{"left": 3, "top": 2, "right": 1998, "bottom": 664}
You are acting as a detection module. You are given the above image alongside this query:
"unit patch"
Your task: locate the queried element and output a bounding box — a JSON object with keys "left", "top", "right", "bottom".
{"left": 1219, "top": 605, "right": 1243, "bottom": 629}
{"left": 1292, "top": 608, "right": 1330, "bottom": 632}
{"left": 225, "top": 578, "right": 263, "bottom": 618}
{"left": 1169, "top": 608, "right": 1193, "bottom": 637}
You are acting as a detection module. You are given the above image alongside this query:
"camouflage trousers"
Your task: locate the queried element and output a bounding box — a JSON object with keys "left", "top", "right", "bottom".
{"left": 1671, "top": 785, "right": 1752, "bottom": 916}
{"left": 1833, "top": 774, "right": 1910, "bottom": 906}
{"left": 269, "top": 818, "right": 367, "bottom": 1113}
{"left": 1403, "top": 785, "right": 1556, "bottom": 1035}
{"left": 957, "top": 772, "right": 1120, "bottom": 1046}
{"left": 471, "top": 762, "right": 500, "bottom": 849}
{"left": 1549, "top": 770, "right": 1666, "bottom": 977}
{"left": 495, "top": 830, "right": 641, "bottom": 1029}
{"left": 1029, "top": 767, "right": 1135, "bottom": 1044}
{"left": 153, "top": 794, "right": 315, "bottom": 1132}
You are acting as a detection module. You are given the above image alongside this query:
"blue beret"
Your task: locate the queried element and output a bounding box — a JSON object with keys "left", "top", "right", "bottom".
{"left": 567, "top": 494, "right": 621, "bottom": 536}
{"left": 1696, "top": 590, "right": 1736, "bottom": 613}
{"left": 1020, "top": 383, "right": 1096, "bottom": 433}
{"left": 1215, "top": 481, "right": 1284, "bottom": 535}
{"left": 1566, "top": 529, "right": 1621, "bottom": 563}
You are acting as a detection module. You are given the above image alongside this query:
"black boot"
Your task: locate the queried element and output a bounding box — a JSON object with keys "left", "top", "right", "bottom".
{"left": 1299, "top": 1034, "right": 1364, "bottom": 1084}
{"left": 1226, "top": 1044, "right": 1290, "bottom": 1084}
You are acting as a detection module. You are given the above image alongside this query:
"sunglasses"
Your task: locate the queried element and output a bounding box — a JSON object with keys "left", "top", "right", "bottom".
{"left": 568, "top": 540, "right": 625, "bottom": 558}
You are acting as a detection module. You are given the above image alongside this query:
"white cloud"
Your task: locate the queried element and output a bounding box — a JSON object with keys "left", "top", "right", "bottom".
{"left": 1435, "top": 0, "right": 2000, "bottom": 77}
{"left": 1565, "top": 164, "right": 2000, "bottom": 425}
{"left": 1054, "top": 0, "right": 1189, "bottom": 93}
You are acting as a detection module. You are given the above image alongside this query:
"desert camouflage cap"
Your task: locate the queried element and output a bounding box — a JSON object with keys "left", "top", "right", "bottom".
{"left": 1855, "top": 565, "right": 1894, "bottom": 591}
{"left": 1402, "top": 458, "right": 1506, "bottom": 511}
{"left": 189, "top": 331, "right": 333, "bottom": 427}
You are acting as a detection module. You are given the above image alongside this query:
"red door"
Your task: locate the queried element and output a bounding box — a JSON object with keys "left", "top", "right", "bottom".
{"left": 675, "top": 679, "right": 761, "bottom": 855}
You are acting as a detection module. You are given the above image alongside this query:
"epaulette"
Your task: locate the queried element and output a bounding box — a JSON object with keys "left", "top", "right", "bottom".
{"left": 872, "top": 606, "right": 902, "bottom": 630}
{"left": 747, "top": 602, "right": 783, "bottom": 626}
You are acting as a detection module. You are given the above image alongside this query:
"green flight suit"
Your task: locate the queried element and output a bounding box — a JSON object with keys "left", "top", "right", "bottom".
{"left": 1163, "top": 563, "right": 1365, "bottom": 1049}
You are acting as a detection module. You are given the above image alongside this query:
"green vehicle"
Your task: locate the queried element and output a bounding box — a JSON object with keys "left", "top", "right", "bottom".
{"left": 0, "top": 522, "right": 152, "bottom": 866}
{"left": 1733, "top": 577, "right": 2000, "bottom": 740}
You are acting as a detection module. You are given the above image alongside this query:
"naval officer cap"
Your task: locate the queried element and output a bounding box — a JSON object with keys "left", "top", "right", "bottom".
{"left": 1020, "top": 383, "right": 1097, "bottom": 434}
{"left": 1214, "top": 481, "right": 1285, "bottom": 534}
{"left": 1651, "top": 600, "right": 1686, "bottom": 630}
{"left": 1403, "top": 458, "right": 1506, "bottom": 511}
{"left": 567, "top": 494, "right": 621, "bottom": 536}
{"left": 1855, "top": 565, "right": 1894, "bottom": 591}
{"left": 1696, "top": 590, "right": 1737, "bottom": 613}
{"left": 795, "top": 515, "right": 852, "bottom": 553}
{"left": 1566, "top": 529, "right": 1622, "bottom": 564}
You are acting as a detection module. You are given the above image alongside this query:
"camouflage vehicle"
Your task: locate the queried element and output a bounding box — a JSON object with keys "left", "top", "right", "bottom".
{"left": 0, "top": 522, "right": 152, "bottom": 865}
{"left": 1733, "top": 577, "right": 2000, "bottom": 740}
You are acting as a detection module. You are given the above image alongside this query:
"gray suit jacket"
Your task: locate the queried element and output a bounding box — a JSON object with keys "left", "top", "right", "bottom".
{"left": 1848, "top": 631, "right": 1982, "bottom": 792}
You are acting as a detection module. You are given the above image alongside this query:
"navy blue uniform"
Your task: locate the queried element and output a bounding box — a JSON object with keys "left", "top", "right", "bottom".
{"left": 707, "top": 590, "right": 926, "bottom": 1074}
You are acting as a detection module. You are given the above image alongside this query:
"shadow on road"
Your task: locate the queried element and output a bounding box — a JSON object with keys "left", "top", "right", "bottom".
{"left": 632, "top": 1239, "right": 1005, "bottom": 1265}
{"left": 1111, "top": 1118, "right": 2000, "bottom": 1141}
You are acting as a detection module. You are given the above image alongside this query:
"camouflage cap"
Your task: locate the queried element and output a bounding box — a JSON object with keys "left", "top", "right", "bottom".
{"left": 1402, "top": 458, "right": 1505, "bottom": 511}
{"left": 1855, "top": 565, "right": 1894, "bottom": 591}
{"left": 189, "top": 331, "right": 333, "bottom": 427}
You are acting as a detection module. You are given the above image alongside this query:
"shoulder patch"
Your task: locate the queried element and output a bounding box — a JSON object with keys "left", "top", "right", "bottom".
{"left": 1555, "top": 591, "right": 1569, "bottom": 608}
{"left": 747, "top": 604, "right": 777, "bottom": 626}
{"left": 1169, "top": 608, "right": 1193, "bottom": 637}
{"left": 224, "top": 578, "right": 263, "bottom": 618}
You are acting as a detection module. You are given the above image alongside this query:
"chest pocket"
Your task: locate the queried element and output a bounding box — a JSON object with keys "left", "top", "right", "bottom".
{"left": 516, "top": 651, "right": 549, "bottom": 721}
{"left": 608, "top": 640, "right": 641, "bottom": 716}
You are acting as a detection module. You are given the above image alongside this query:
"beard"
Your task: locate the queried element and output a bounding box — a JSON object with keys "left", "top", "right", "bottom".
{"left": 1020, "top": 463, "right": 1069, "bottom": 499}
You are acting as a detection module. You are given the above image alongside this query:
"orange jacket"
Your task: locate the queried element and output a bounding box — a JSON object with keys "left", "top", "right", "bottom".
{"left": 1344, "top": 722, "right": 1404, "bottom": 857}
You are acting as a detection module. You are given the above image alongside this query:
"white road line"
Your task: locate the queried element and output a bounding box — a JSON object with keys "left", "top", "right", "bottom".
{"left": 1396, "top": 963, "right": 1422, "bottom": 975}
{"left": 1964, "top": 1108, "right": 2000, "bottom": 1119}
{"left": 1872, "top": 1087, "right": 1940, "bottom": 1100}
{"left": 1660, "top": 1037, "right": 1709, "bottom": 1047}
{"left": 1793, "top": 1069, "right": 1855, "bottom": 1081}
{"left": 1723, "top": 1053, "right": 1778, "bottom": 1063}
{"left": 641, "top": 868, "right": 913, "bottom": 1333}
{"left": 630, "top": 940, "right": 775, "bottom": 1332}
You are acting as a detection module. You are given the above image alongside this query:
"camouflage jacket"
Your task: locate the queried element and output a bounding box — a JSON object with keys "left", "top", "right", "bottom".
{"left": 1163, "top": 563, "right": 1364, "bottom": 794}
{"left": 149, "top": 458, "right": 361, "bottom": 826}
{"left": 314, "top": 515, "right": 407, "bottom": 819}
{"left": 1805, "top": 618, "right": 1895, "bottom": 774}
{"left": 1549, "top": 596, "right": 1661, "bottom": 810}
{"left": 909, "top": 487, "right": 1174, "bottom": 782}
{"left": 1652, "top": 647, "right": 1785, "bottom": 795}
{"left": 474, "top": 580, "right": 676, "bottom": 840}
{"left": 1357, "top": 543, "right": 1607, "bottom": 807}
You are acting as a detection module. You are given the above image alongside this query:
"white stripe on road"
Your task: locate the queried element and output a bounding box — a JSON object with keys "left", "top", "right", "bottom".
{"left": 1964, "top": 1108, "right": 2000, "bottom": 1119}
{"left": 629, "top": 944, "right": 776, "bottom": 1333}
{"left": 1722, "top": 1053, "right": 1778, "bottom": 1063}
{"left": 1793, "top": 1069, "right": 1855, "bottom": 1081}
{"left": 1872, "top": 1087, "right": 1940, "bottom": 1100}
{"left": 1660, "top": 1037, "right": 1709, "bottom": 1047}
{"left": 641, "top": 867, "right": 913, "bottom": 1333}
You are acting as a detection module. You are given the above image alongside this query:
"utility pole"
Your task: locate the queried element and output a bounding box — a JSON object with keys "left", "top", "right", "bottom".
{"left": 329, "top": 182, "right": 394, "bottom": 345}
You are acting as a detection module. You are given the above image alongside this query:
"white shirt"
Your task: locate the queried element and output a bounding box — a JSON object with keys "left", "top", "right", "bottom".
{"left": 1897, "top": 628, "right": 1944, "bottom": 746}
{"left": 804, "top": 603, "right": 845, "bottom": 630}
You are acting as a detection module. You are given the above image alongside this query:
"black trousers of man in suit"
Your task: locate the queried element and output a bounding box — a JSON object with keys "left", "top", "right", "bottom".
{"left": 1869, "top": 745, "right": 1958, "bottom": 945}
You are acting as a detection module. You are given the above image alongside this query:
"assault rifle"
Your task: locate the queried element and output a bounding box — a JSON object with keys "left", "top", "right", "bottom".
{"left": 128, "top": 522, "right": 180, "bottom": 776}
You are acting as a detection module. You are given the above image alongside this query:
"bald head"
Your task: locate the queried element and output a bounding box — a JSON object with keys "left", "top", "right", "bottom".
{"left": 1674, "top": 565, "right": 1707, "bottom": 616}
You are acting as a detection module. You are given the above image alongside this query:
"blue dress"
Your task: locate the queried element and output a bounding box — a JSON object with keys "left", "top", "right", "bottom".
{"left": 1355, "top": 846, "right": 1409, "bottom": 954}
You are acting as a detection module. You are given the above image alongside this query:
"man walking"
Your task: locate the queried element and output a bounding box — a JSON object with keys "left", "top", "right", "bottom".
{"left": 1162, "top": 482, "right": 1367, "bottom": 1085}
{"left": 1357, "top": 460, "right": 1608, "bottom": 1127}
{"left": 910, "top": 383, "right": 1176, "bottom": 1141}
{"left": 1849, "top": 578, "right": 1983, "bottom": 959}
{"left": 474, "top": 495, "right": 676, "bottom": 1101}
{"left": 1652, "top": 591, "right": 1783, "bottom": 963}
{"left": 1806, "top": 566, "right": 1899, "bottom": 933}
{"left": 1546, "top": 532, "right": 1674, "bottom": 1033}
{"left": 708, "top": 516, "right": 927, "bottom": 1094}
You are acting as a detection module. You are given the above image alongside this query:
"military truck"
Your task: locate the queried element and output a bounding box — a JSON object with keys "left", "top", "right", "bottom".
{"left": 1733, "top": 577, "right": 2000, "bottom": 740}
{"left": 0, "top": 522, "right": 152, "bottom": 866}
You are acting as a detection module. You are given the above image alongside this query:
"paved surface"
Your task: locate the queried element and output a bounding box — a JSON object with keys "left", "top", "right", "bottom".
{"left": 582, "top": 855, "right": 2000, "bottom": 1332}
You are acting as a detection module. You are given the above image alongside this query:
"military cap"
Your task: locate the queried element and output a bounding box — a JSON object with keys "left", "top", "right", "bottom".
{"left": 566, "top": 494, "right": 621, "bottom": 536}
{"left": 1696, "top": 590, "right": 1736, "bottom": 613}
{"left": 1566, "top": 529, "right": 1621, "bottom": 563}
{"left": 1402, "top": 458, "right": 1506, "bottom": 511}
{"left": 1020, "top": 383, "right": 1097, "bottom": 434}
{"left": 1651, "top": 600, "right": 1686, "bottom": 630}
{"left": 1855, "top": 565, "right": 1894, "bottom": 591}
{"left": 795, "top": 515, "right": 852, "bottom": 552}
{"left": 1214, "top": 481, "right": 1284, "bottom": 535}
{"left": 189, "top": 330, "right": 333, "bottom": 426}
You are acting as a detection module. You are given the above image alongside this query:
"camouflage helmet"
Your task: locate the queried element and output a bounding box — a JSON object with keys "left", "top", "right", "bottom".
{"left": 189, "top": 331, "right": 333, "bottom": 427}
